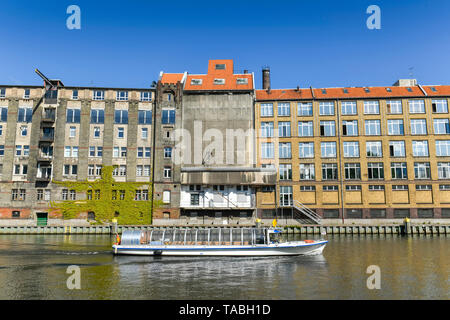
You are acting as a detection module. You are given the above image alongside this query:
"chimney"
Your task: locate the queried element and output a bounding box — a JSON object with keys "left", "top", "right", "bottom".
{"left": 262, "top": 67, "right": 271, "bottom": 90}
{"left": 243, "top": 69, "right": 248, "bottom": 74}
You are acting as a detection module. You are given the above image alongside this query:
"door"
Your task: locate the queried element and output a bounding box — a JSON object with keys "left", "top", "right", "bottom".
{"left": 36, "top": 212, "right": 48, "bottom": 226}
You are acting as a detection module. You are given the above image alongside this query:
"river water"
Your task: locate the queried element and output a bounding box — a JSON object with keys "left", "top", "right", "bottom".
{"left": 0, "top": 234, "right": 448, "bottom": 300}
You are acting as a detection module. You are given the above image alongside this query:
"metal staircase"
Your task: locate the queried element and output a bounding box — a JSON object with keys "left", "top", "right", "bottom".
{"left": 292, "top": 200, "right": 322, "bottom": 224}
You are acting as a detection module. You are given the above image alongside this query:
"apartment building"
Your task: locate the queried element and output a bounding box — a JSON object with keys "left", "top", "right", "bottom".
{"left": 255, "top": 74, "right": 450, "bottom": 219}
{"left": 0, "top": 83, "right": 154, "bottom": 224}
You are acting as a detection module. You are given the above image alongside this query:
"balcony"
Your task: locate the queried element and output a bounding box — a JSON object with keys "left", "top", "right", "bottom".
{"left": 37, "top": 155, "right": 53, "bottom": 163}
{"left": 41, "top": 109, "right": 56, "bottom": 123}
{"left": 40, "top": 133, "right": 54, "bottom": 142}
{"left": 36, "top": 174, "right": 51, "bottom": 182}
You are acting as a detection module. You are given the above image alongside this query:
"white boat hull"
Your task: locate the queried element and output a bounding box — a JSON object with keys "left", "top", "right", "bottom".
{"left": 112, "top": 240, "right": 327, "bottom": 257}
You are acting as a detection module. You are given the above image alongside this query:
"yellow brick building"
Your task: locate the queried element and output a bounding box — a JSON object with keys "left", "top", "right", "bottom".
{"left": 255, "top": 81, "right": 450, "bottom": 219}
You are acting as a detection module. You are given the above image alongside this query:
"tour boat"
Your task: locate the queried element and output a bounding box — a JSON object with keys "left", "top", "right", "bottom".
{"left": 112, "top": 227, "right": 327, "bottom": 256}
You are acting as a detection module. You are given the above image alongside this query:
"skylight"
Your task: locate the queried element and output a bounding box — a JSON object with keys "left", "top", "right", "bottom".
{"left": 321, "top": 89, "right": 327, "bottom": 94}
{"left": 430, "top": 87, "right": 437, "bottom": 92}
{"left": 364, "top": 88, "right": 370, "bottom": 93}
{"left": 343, "top": 89, "right": 349, "bottom": 94}
{"left": 386, "top": 88, "right": 392, "bottom": 92}
{"left": 407, "top": 87, "right": 413, "bottom": 92}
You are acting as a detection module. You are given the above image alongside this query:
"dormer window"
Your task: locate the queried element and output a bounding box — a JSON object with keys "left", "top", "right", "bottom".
{"left": 214, "top": 79, "right": 225, "bottom": 85}
{"left": 236, "top": 78, "right": 248, "bottom": 85}
{"left": 23, "top": 89, "right": 30, "bottom": 99}
{"left": 191, "top": 79, "right": 203, "bottom": 85}
{"left": 215, "top": 64, "right": 226, "bottom": 70}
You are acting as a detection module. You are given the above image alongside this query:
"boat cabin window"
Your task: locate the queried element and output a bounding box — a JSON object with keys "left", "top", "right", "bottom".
{"left": 269, "top": 232, "right": 281, "bottom": 243}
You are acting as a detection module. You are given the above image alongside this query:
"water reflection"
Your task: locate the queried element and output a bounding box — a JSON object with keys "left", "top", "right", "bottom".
{"left": 0, "top": 234, "right": 448, "bottom": 300}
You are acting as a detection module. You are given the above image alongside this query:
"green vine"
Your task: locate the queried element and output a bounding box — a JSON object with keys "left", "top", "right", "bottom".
{"left": 50, "top": 166, "right": 161, "bottom": 225}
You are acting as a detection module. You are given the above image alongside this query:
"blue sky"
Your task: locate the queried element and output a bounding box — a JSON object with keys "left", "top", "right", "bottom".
{"left": 1, "top": 0, "right": 449, "bottom": 89}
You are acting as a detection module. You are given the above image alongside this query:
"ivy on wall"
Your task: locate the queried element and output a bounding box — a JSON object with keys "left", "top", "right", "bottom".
{"left": 50, "top": 166, "right": 160, "bottom": 225}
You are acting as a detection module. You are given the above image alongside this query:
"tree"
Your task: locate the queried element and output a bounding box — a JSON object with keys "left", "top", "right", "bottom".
{"left": 50, "top": 166, "right": 160, "bottom": 225}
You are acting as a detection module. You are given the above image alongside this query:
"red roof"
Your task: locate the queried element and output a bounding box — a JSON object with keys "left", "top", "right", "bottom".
{"left": 160, "top": 73, "right": 184, "bottom": 84}
{"left": 256, "top": 85, "right": 450, "bottom": 101}
{"left": 184, "top": 60, "right": 253, "bottom": 91}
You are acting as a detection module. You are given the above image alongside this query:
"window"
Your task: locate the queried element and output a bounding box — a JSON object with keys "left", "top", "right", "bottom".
{"left": 341, "top": 101, "right": 357, "bottom": 115}
{"left": 369, "top": 185, "right": 384, "bottom": 191}
{"left": 120, "top": 147, "right": 127, "bottom": 157}
{"left": 365, "top": 120, "right": 381, "bottom": 135}
{"left": 278, "top": 122, "right": 291, "bottom": 137}
{"left": 236, "top": 78, "right": 248, "bottom": 85}
{"left": 416, "top": 185, "right": 432, "bottom": 191}
{"left": 163, "top": 167, "right": 172, "bottom": 178}
{"left": 417, "top": 208, "right": 433, "bottom": 218}
{"left": 436, "top": 140, "right": 450, "bottom": 156}
{"left": 300, "top": 186, "right": 315, "bottom": 191}
{"left": 433, "top": 119, "right": 450, "bottom": 134}
{"left": 95, "top": 165, "right": 102, "bottom": 176}
{"left": 409, "top": 100, "right": 425, "bottom": 113}
{"left": 140, "top": 91, "right": 152, "bottom": 102}
{"left": 342, "top": 120, "right": 358, "bottom": 136}
{"left": 319, "top": 102, "right": 334, "bottom": 115}
{"left": 136, "top": 165, "right": 151, "bottom": 177}
{"left": 387, "top": 119, "right": 404, "bottom": 135}
{"left": 298, "top": 121, "right": 313, "bottom": 137}
{"left": 69, "top": 126, "right": 76, "bottom": 138}
{"left": 63, "top": 164, "right": 77, "bottom": 176}
{"left": 389, "top": 141, "right": 405, "bottom": 157}
{"left": 321, "top": 142, "right": 336, "bottom": 158}
{"left": 0, "top": 125, "right": 2, "bottom": 136}
{"left": 23, "top": 89, "right": 30, "bottom": 99}
{"left": 432, "top": 99, "right": 448, "bottom": 113}
{"left": 215, "top": 64, "right": 226, "bottom": 70}
{"left": 90, "top": 109, "right": 105, "bottom": 124}
{"left": 0, "top": 145, "right": 5, "bottom": 156}
{"left": 437, "top": 162, "right": 450, "bottom": 179}
{"left": 298, "top": 102, "right": 313, "bottom": 116}
{"left": 386, "top": 100, "right": 402, "bottom": 114}
{"left": 14, "top": 164, "right": 27, "bottom": 175}
{"left": 391, "top": 162, "right": 408, "bottom": 179}
{"left": 0, "top": 88, "right": 5, "bottom": 98}
{"left": 113, "top": 165, "right": 127, "bottom": 176}
{"left": 261, "top": 103, "right": 273, "bottom": 117}
{"left": 0, "top": 107, "right": 7, "bottom": 122}
{"left": 164, "top": 147, "right": 172, "bottom": 158}
{"left": 94, "top": 126, "right": 101, "bottom": 138}
{"left": 72, "top": 90, "right": 78, "bottom": 100}
{"left": 261, "top": 143, "right": 274, "bottom": 159}
{"left": 191, "top": 79, "right": 203, "bottom": 85}
{"left": 116, "top": 91, "right": 128, "bottom": 101}
{"left": 114, "top": 110, "right": 128, "bottom": 124}
{"left": 18, "top": 107, "right": 32, "bottom": 123}
{"left": 344, "top": 163, "right": 361, "bottom": 180}
{"left": 138, "top": 110, "right": 152, "bottom": 124}
{"left": 278, "top": 103, "right": 290, "bottom": 116}
{"left": 299, "top": 142, "right": 314, "bottom": 158}
{"left": 366, "top": 141, "right": 382, "bottom": 157}
{"left": 367, "top": 163, "right": 384, "bottom": 180}
{"left": 163, "top": 190, "right": 171, "bottom": 204}
{"left": 346, "top": 185, "right": 362, "bottom": 191}
{"left": 12, "top": 189, "right": 26, "bottom": 201}
{"left": 412, "top": 141, "right": 429, "bottom": 157}
{"left": 113, "top": 147, "right": 119, "bottom": 158}
{"left": 440, "top": 185, "right": 450, "bottom": 191}
{"left": 88, "top": 165, "right": 95, "bottom": 176}
{"left": 137, "top": 147, "right": 151, "bottom": 158}
{"left": 343, "top": 141, "right": 359, "bottom": 158}
{"left": 279, "top": 164, "right": 292, "bottom": 180}
{"left": 279, "top": 142, "right": 291, "bottom": 158}
{"left": 66, "top": 108, "right": 80, "bottom": 123}
{"left": 162, "top": 109, "right": 175, "bottom": 124}
{"left": 141, "top": 127, "right": 148, "bottom": 139}
{"left": 279, "top": 186, "right": 293, "bottom": 206}
{"left": 410, "top": 119, "right": 427, "bottom": 135}
{"left": 322, "top": 163, "right": 338, "bottom": 180}
{"left": 323, "top": 185, "right": 338, "bottom": 191}
{"left": 117, "top": 127, "right": 124, "bottom": 138}
{"left": 190, "top": 193, "right": 200, "bottom": 205}
{"left": 414, "top": 162, "right": 431, "bottom": 179}
{"left": 364, "top": 101, "right": 379, "bottom": 114}
{"left": 392, "top": 185, "right": 408, "bottom": 191}
{"left": 320, "top": 121, "right": 335, "bottom": 136}
{"left": 93, "top": 90, "right": 104, "bottom": 100}
{"left": 89, "top": 146, "right": 102, "bottom": 157}
{"left": 261, "top": 122, "right": 274, "bottom": 138}
{"left": 20, "top": 126, "right": 27, "bottom": 136}
{"left": 299, "top": 164, "right": 315, "bottom": 180}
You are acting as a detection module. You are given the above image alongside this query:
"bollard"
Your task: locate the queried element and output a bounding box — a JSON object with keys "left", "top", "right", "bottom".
{"left": 403, "top": 218, "right": 411, "bottom": 235}
{"left": 255, "top": 218, "right": 261, "bottom": 228}
{"left": 112, "top": 218, "right": 118, "bottom": 235}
